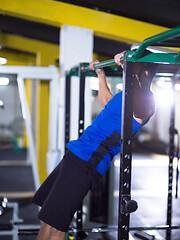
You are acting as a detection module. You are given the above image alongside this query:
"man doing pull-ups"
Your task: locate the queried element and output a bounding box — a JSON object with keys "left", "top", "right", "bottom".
{"left": 32, "top": 51, "right": 156, "bottom": 240}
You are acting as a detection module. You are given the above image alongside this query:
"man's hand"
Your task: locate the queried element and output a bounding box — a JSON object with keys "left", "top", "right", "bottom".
{"left": 114, "top": 52, "right": 124, "bottom": 68}
{"left": 89, "top": 60, "right": 113, "bottom": 108}
{"left": 89, "top": 60, "right": 105, "bottom": 75}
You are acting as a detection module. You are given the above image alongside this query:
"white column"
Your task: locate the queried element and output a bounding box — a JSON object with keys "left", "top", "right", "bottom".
{"left": 58, "top": 25, "right": 93, "bottom": 157}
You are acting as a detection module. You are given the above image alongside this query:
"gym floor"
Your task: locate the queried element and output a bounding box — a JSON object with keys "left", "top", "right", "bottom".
{"left": 0, "top": 148, "right": 180, "bottom": 240}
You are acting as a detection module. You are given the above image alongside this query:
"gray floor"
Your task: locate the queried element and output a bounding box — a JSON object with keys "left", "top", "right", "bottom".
{"left": 0, "top": 149, "right": 180, "bottom": 239}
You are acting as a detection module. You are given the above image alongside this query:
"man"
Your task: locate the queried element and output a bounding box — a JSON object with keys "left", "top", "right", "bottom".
{"left": 32, "top": 51, "right": 156, "bottom": 240}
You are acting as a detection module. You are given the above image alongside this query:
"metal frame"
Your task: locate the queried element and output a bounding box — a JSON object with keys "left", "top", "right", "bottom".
{"left": 87, "top": 26, "right": 180, "bottom": 240}
{"left": 64, "top": 26, "right": 180, "bottom": 240}
{"left": 0, "top": 199, "right": 40, "bottom": 240}
{"left": 76, "top": 64, "right": 86, "bottom": 235}
{"left": 0, "top": 65, "right": 59, "bottom": 190}
{"left": 65, "top": 74, "right": 71, "bottom": 152}
{"left": 166, "top": 77, "right": 176, "bottom": 240}
{"left": 118, "top": 53, "right": 135, "bottom": 239}
{"left": 65, "top": 65, "right": 122, "bottom": 239}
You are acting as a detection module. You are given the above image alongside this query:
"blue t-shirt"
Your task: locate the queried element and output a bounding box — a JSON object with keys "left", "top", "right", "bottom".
{"left": 66, "top": 91, "right": 143, "bottom": 176}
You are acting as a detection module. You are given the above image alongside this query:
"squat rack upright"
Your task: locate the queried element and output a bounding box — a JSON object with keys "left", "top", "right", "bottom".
{"left": 65, "top": 26, "right": 180, "bottom": 240}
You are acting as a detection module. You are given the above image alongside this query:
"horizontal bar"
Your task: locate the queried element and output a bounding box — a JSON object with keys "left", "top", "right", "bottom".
{"left": 85, "top": 51, "right": 180, "bottom": 73}
{"left": 84, "top": 59, "right": 116, "bottom": 72}
{"left": 127, "top": 51, "right": 180, "bottom": 64}
{"left": 68, "top": 225, "right": 180, "bottom": 233}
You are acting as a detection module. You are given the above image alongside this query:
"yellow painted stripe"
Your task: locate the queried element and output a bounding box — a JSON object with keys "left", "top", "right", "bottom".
{"left": 0, "top": 0, "right": 169, "bottom": 44}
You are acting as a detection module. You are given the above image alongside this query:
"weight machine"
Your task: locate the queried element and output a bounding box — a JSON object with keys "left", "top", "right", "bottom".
{"left": 65, "top": 26, "right": 180, "bottom": 240}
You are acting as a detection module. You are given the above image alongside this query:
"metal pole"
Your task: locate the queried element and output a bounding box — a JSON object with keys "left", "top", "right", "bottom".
{"left": 65, "top": 74, "right": 71, "bottom": 153}
{"left": 76, "top": 64, "right": 86, "bottom": 238}
{"left": 17, "top": 77, "right": 40, "bottom": 190}
{"left": 118, "top": 53, "right": 137, "bottom": 240}
{"left": 84, "top": 59, "right": 116, "bottom": 72}
{"left": 166, "top": 78, "right": 176, "bottom": 240}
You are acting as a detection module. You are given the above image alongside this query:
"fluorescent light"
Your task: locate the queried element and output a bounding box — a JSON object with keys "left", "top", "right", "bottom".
{"left": 155, "top": 89, "right": 173, "bottom": 109}
{"left": 0, "top": 77, "right": 9, "bottom": 86}
{"left": 131, "top": 44, "right": 176, "bottom": 53}
{"left": 175, "top": 84, "right": 180, "bottom": 91}
{"left": 116, "top": 83, "right": 123, "bottom": 90}
{"left": 156, "top": 73, "right": 174, "bottom": 77}
{"left": 156, "top": 79, "right": 180, "bottom": 91}
{"left": 156, "top": 79, "right": 172, "bottom": 88}
{"left": 0, "top": 57, "right": 7, "bottom": 65}
{"left": 0, "top": 100, "right": 4, "bottom": 108}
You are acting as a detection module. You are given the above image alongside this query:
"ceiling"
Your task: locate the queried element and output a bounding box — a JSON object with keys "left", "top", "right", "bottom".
{"left": 0, "top": 0, "right": 180, "bottom": 57}
{"left": 56, "top": 0, "right": 180, "bottom": 28}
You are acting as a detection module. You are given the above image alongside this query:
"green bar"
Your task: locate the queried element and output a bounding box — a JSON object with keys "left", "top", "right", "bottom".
{"left": 133, "top": 26, "right": 180, "bottom": 60}
{"left": 174, "top": 53, "right": 180, "bottom": 63}
{"left": 84, "top": 59, "right": 116, "bottom": 71}
{"left": 127, "top": 51, "right": 180, "bottom": 64}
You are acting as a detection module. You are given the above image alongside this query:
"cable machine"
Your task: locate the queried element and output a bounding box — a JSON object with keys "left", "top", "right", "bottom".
{"left": 65, "top": 26, "right": 180, "bottom": 240}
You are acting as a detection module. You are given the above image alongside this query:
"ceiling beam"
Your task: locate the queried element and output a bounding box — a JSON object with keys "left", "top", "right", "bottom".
{"left": 0, "top": 33, "right": 59, "bottom": 57}
{"left": 0, "top": 14, "right": 60, "bottom": 44}
{"left": 0, "top": 49, "right": 36, "bottom": 65}
{"left": 0, "top": 0, "right": 169, "bottom": 44}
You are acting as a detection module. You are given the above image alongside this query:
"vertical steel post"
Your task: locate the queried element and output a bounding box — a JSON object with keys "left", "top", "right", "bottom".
{"left": 17, "top": 76, "right": 40, "bottom": 190}
{"left": 118, "top": 53, "right": 136, "bottom": 240}
{"left": 166, "top": 78, "right": 175, "bottom": 240}
{"left": 65, "top": 74, "right": 71, "bottom": 153}
{"left": 76, "top": 64, "right": 86, "bottom": 237}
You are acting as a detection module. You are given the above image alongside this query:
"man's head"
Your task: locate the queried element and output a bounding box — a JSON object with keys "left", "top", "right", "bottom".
{"left": 134, "top": 50, "right": 158, "bottom": 90}
{"left": 133, "top": 50, "right": 158, "bottom": 121}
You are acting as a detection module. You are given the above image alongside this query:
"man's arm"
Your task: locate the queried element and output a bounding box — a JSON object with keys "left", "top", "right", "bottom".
{"left": 90, "top": 60, "right": 113, "bottom": 108}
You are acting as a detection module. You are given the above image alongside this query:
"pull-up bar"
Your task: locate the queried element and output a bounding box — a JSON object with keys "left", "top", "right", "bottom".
{"left": 84, "top": 26, "right": 180, "bottom": 72}
{"left": 84, "top": 59, "right": 116, "bottom": 72}
{"left": 84, "top": 51, "right": 180, "bottom": 72}
{"left": 133, "top": 25, "right": 180, "bottom": 60}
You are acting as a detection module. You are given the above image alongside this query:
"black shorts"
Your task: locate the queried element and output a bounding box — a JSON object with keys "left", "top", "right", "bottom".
{"left": 32, "top": 150, "right": 102, "bottom": 232}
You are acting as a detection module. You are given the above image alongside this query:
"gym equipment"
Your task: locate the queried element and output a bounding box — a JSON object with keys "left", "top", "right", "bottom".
{"left": 65, "top": 25, "right": 180, "bottom": 240}
{"left": 0, "top": 66, "right": 59, "bottom": 240}
{"left": 65, "top": 63, "right": 123, "bottom": 240}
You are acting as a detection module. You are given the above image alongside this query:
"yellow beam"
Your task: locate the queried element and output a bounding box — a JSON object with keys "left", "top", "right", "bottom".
{"left": 0, "top": 49, "right": 36, "bottom": 65}
{"left": 0, "top": 0, "right": 169, "bottom": 44}
{"left": 0, "top": 33, "right": 59, "bottom": 60}
{"left": 93, "top": 53, "right": 110, "bottom": 62}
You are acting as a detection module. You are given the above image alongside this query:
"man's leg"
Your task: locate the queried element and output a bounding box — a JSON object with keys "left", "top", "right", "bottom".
{"left": 37, "top": 222, "right": 51, "bottom": 240}
{"left": 37, "top": 222, "right": 66, "bottom": 240}
{"left": 48, "top": 226, "right": 66, "bottom": 240}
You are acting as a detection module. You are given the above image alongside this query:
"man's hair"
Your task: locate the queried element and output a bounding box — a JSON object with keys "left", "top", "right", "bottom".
{"left": 134, "top": 49, "right": 158, "bottom": 79}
